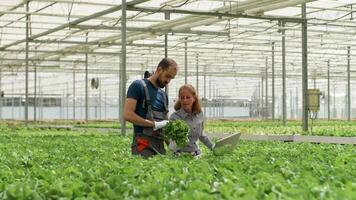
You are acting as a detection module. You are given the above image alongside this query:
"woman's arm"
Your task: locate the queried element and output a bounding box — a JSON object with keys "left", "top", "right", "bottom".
{"left": 199, "top": 121, "right": 214, "bottom": 150}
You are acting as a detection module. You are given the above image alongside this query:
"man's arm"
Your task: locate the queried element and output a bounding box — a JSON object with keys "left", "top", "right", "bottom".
{"left": 123, "top": 98, "right": 154, "bottom": 127}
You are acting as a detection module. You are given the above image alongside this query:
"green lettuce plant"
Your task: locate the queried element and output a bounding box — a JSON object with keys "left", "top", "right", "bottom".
{"left": 164, "top": 120, "right": 190, "bottom": 147}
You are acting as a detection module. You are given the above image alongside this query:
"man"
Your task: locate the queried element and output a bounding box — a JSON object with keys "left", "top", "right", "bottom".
{"left": 123, "top": 58, "right": 178, "bottom": 158}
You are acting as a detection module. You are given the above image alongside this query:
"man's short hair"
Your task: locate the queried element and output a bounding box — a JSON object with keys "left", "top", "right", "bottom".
{"left": 157, "top": 58, "right": 176, "bottom": 71}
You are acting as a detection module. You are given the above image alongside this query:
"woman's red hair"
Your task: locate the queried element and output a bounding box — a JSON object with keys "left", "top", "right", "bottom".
{"left": 174, "top": 84, "right": 202, "bottom": 114}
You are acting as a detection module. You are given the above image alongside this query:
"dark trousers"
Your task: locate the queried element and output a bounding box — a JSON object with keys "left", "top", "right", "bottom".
{"left": 131, "top": 134, "right": 166, "bottom": 159}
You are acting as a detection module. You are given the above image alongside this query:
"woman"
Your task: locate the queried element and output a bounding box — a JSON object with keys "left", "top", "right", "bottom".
{"left": 169, "top": 84, "right": 214, "bottom": 158}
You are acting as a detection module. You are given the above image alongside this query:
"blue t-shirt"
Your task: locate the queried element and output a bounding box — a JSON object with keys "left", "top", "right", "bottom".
{"left": 126, "top": 79, "right": 167, "bottom": 133}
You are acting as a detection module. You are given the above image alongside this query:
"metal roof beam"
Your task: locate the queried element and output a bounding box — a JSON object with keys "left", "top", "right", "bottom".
{"left": 0, "top": 0, "right": 148, "bottom": 51}
{"left": 2, "top": 67, "right": 355, "bottom": 80}
{"left": 0, "top": 1, "right": 26, "bottom": 18}
{"left": 70, "top": 24, "right": 228, "bottom": 36}
{"left": 127, "top": 6, "right": 302, "bottom": 23}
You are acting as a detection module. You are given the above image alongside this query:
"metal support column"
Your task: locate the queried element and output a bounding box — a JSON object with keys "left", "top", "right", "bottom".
{"left": 66, "top": 83, "right": 69, "bottom": 120}
{"left": 265, "top": 57, "right": 268, "bottom": 119}
{"left": 184, "top": 37, "right": 188, "bottom": 84}
{"left": 333, "top": 85, "right": 336, "bottom": 118}
{"left": 281, "top": 21, "right": 286, "bottom": 125}
{"left": 209, "top": 79, "right": 211, "bottom": 117}
{"left": 33, "top": 47, "right": 37, "bottom": 121}
{"left": 164, "top": 12, "right": 170, "bottom": 95}
{"left": 95, "top": 93, "right": 97, "bottom": 119}
{"left": 272, "top": 42, "right": 275, "bottom": 121}
{"left": 196, "top": 53, "right": 199, "bottom": 96}
{"left": 61, "top": 90, "right": 64, "bottom": 119}
{"left": 261, "top": 76, "right": 264, "bottom": 119}
{"left": 99, "top": 82, "right": 102, "bottom": 120}
{"left": 73, "top": 65, "right": 76, "bottom": 122}
{"left": 85, "top": 32, "right": 89, "bottom": 122}
{"left": 345, "top": 85, "right": 348, "bottom": 118}
{"left": 296, "top": 87, "right": 299, "bottom": 118}
{"left": 104, "top": 90, "right": 107, "bottom": 119}
{"left": 327, "top": 60, "right": 330, "bottom": 120}
{"left": 302, "top": 4, "right": 308, "bottom": 131}
{"left": 39, "top": 76, "right": 42, "bottom": 120}
{"left": 258, "top": 81, "right": 261, "bottom": 119}
{"left": 204, "top": 66, "right": 206, "bottom": 118}
{"left": 213, "top": 84, "right": 215, "bottom": 117}
{"left": 347, "top": 46, "right": 351, "bottom": 121}
{"left": 290, "top": 90, "right": 293, "bottom": 118}
{"left": 313, "top": 77, "right": 316, "bottom": 88}
{"left": 324, "top": 91, "right": 326, "bottom": 119}
{"left": 34, "top": 61, "right": 37, "bottom": 121}
{"left": 25, "top": 1, "right": 30, "bottom": 122}
{"left": 120, "top": 0, "right": 127, "bottom": 135}
{"left": 164, "top": 12, "right": 169, "bottom": 58}
{"left": 11, "top": 78, "right": 14, "bottom": 119}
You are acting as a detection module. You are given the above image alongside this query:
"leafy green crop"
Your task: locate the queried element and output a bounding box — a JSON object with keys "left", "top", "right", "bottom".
{"left": 0, "top": 125, "right": 355, "bottom": 199}
{"left": 164, "top": 120, "right": 190, "bottom": 147}
{"left": 204, "top": 120, "right": 356, "bottom": 137}
{"left": 213, "top": 144, "right": 233, "bottom": 156}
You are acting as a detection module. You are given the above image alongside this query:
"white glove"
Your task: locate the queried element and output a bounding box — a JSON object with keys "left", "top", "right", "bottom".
{"left": 211, "top": 143, "right": 215, "bottom": 150}
{"left": 153, "top": 120, "right": 169, "bottom": 131}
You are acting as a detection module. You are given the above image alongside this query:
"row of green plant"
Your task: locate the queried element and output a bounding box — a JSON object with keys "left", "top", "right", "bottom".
{"left": 0, "top": 127, "right": 355, "bottom": 199}
{"left": 0, "top": 121, "right": 131, "bottom": 131}
{"left": 2, "top": 119, "right": 356, "bottom": 136}
{"left": 205, "top": 120, "right": 356, "bottom": 137}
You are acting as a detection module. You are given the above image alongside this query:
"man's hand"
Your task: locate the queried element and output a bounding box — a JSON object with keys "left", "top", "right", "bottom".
{"left": 153, "top": 120, "right": 169, "bottom": 131}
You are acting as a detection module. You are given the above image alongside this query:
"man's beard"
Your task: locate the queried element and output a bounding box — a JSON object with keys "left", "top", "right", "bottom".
{"left": 156, "top": 77, "right": 167, "bottom": 88}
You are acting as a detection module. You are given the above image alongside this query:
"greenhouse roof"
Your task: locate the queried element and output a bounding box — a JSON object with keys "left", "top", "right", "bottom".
{"left": 0, "top": 0, "right": 356, "bottom": 100}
